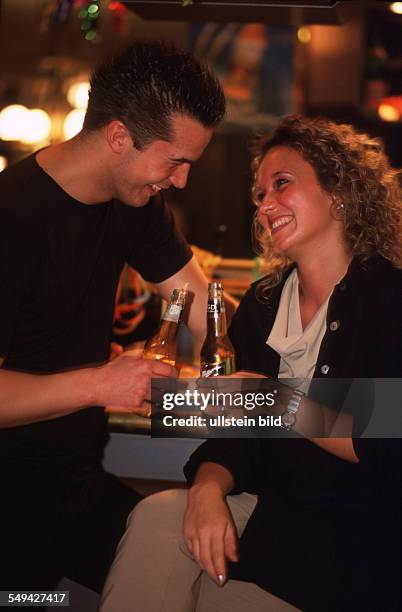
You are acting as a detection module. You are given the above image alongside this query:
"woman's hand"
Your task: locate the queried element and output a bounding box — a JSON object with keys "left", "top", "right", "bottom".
{"left": 184, "top": 483, "right": 238, "bottom": 586}
{"left": 196, "top": 371, "right": 274, "bottom": 419}
{"left": 184, "top": 464, "right": 237, "bottom": 586}
{"left": 214, "top": 370, "right": 268, "bottom": 379}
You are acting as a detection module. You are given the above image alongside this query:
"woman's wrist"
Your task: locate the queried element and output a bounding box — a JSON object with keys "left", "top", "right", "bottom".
{"left": 189, "top": 462, "right": 234, "bottom": 500}
{"left": 189, "top": 480, "right": 226, "bottom": 502}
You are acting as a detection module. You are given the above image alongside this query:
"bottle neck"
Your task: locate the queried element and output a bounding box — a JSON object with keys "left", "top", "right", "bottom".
{"left": 206, "top": 297, "right": 228, "bottom": 337}
{"left": 162, "top": 300, "right": 182, "bottom": 324}
{"left": 158, "top": 318, "right": 179, "bottom": 339}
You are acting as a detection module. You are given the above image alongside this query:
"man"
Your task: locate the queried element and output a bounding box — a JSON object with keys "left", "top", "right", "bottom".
{"left": 0, "top": 41, "right": 227, "bottom": 594}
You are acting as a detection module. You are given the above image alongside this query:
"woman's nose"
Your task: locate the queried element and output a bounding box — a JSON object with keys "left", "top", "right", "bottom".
{"left": 259, "top": 196, "right": 276, "bottom": 214}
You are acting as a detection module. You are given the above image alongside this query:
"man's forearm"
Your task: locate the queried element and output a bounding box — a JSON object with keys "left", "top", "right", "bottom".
{"left": 0, "top": 367, "right": 98, "bottom": 428}
{"left": 0, "top": 352, "right": 177, "bottom": 428}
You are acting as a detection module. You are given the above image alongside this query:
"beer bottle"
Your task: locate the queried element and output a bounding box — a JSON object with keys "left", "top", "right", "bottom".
{"left": 200, "top": 281, "right": 236, "bottom": 377}
{"left": 143, "top": 285, "right": 188, "bottom": 366}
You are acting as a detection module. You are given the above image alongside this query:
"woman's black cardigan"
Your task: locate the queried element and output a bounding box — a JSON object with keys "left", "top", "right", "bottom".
{"left": 184, "top": 255, "right": 401, "bottom": 612}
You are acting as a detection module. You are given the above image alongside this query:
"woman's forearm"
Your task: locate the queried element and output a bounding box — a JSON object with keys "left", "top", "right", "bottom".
{"left": 271, "top": 383, "right": 358, "bottom": 462}
{"left": 189, "top": 462, "right": 235, "bottom": 500}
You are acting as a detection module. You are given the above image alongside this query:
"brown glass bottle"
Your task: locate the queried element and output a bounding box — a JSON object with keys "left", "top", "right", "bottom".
{"left": 200, "top": 281, "right": 236, "bottom": 377}
{"left": 143, "top": 286, "right": 187, "bottom": 366}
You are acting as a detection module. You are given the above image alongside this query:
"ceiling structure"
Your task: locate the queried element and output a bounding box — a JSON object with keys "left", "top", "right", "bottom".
{"left": 121, "top": 0, "right": 362, "bottom": 25}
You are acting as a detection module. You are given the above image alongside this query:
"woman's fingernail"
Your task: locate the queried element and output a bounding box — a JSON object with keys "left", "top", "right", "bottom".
{"left": 218, "top": 574, "right": 225, "bottom": 585}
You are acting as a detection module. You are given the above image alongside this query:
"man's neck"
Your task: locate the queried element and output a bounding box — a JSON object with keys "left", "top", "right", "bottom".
{"left": 35, "top": 133, "right": 114, "bottom": 204}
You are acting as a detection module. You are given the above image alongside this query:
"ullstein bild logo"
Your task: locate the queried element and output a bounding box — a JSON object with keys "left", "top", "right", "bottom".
{"left": 161, "top": 413, "right": 283, "bottom": 428}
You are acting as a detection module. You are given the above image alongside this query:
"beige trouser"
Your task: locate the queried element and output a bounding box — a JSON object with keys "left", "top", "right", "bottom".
{"left": 99, "top": 489, "right": 301, "bottom": 612}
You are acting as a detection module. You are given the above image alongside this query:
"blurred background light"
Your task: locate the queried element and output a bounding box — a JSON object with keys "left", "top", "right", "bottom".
{"left": 0, "top": 156, "right": 7, "bottom": 172}
{"left": 21, "top": 109, "right": 52, "bottom": 144}
{"left": 0, "top": 104, "right": 29, "bottom": 141}
{"left": 297, "top": 26, "right": 311, "bottom": 44}
{"left": 63, "top": 108, "right": 85, "bottom": 139}
{"left": 67, "top": 81, "right": 90, "bottom": 109}
{"left": 390, "top": 3, "right": 402, "bottom": 15}
{"left": 378, "top": 103, "right": 400, "bottom": 122}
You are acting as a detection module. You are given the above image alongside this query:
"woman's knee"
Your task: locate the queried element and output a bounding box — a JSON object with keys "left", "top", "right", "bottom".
{"left": 126, "top": 488, "right": 188, "bottom": 532}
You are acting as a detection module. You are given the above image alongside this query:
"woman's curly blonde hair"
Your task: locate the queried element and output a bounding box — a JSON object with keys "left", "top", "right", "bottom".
{"left": 252, "top": 115, "right": 402, "bottom": 292}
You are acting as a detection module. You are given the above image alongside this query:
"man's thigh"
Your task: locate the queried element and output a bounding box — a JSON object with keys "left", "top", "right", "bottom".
{"left": 62, "top": 472, "right": 142, "bottom": 593}
{"left": 0, "top": 493, "right": 65, "bottom": 592}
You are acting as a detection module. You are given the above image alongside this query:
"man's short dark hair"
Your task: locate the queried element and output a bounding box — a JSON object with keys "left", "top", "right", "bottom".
{"left": 83, "top": 40, "right": 226, "bottom": 149}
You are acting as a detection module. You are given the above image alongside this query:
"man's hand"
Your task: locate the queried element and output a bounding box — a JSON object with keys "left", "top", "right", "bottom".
{"left": 94, "top": 352, "right": 177, "bottom": 413}
{"left": 184, "top": 481, "right": 238, "bottom": 587}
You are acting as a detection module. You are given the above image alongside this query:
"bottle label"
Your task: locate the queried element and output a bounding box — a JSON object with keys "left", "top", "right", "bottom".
{"left": 207, "top": 300, "right": 225, "bottom": 315}
{"left": 201, "top": 363, "right": 226, "bottom": 377}
{"left": 163, "top": 304, "right": 181, "bottom": 323}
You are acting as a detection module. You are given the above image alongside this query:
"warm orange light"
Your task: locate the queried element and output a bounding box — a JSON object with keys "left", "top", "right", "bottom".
{"left": 378, "top": 103, "right": 400, "bottom": 122}
{"left": 0, "top": 155, "right": 7, "bottom": 172}
{"left": 297, "top": 27, "right": 311, "bottom": 44}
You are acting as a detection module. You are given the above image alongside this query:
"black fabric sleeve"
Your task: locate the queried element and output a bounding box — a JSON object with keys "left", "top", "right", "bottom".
{"left": 228, "top": 283, "right": 279, "bottom": 376}
{"left": 127, "top": 195, "right": 192, "bottom": 284}
{"left": 183, "top": 438, "right": 266, "bottom": 495}
{"left": 0, "top": 208, "right": 36, "bottom": 358}
{"left": 227, "top": 287, "right": 253, "bottom": 371}
{"left": 353, "top": 437, "right": 400, "bottom": 470}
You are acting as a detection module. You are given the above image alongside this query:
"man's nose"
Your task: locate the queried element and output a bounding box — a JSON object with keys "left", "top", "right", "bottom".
{"left": 169, "top": 164, "right": 190, "bottom": 189}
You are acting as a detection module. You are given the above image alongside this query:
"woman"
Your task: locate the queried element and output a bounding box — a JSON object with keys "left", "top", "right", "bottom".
{"left": 99, "top": 116, "right": 401, "bottom": 612}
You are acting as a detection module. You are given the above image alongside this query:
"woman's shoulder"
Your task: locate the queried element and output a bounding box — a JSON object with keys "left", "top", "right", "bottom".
{"left": 357, "top": 255, "right": 402, "bottom": 300}
{"left": 230, "top": 267, "right": 295, "bottom": 338}
{"left": 240, "top": 266, "right": 295, "bottom": 307}
{"left": 357, "top": 254, "right": 401, "bottom": 277}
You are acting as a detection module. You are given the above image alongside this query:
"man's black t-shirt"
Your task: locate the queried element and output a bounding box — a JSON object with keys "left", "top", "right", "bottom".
{"left": 0, "top": 153, "right": 192, "bottom": 464}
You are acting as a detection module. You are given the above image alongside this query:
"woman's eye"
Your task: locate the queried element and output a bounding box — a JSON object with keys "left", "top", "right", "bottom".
{"left": 274, "top": 177, "right": 288, "bottom": 190}
{"left": 255, "top": 191, "right": 265, "bottom": 203}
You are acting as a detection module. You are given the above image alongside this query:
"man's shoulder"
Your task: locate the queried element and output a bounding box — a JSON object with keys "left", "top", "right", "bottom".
{"left": 0, "top": 154, "right": 45, "bottom": 218}
{"left": 0, "top": 153, "right": 38, "bottom": 194}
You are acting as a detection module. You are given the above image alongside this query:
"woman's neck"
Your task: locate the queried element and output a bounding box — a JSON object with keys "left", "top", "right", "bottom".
{"left": 296, "top": 246, "right": 352, "bottom": 308}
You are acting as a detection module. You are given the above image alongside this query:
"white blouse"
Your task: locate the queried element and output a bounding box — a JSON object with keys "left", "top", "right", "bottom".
{"left": 266, "top": 269, "right": 330, "bottom": 394}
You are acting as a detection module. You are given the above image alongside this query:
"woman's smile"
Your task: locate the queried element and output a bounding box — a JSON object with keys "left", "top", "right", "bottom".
{"left": 255, "top": 146, "right": 343, "bottom": 259}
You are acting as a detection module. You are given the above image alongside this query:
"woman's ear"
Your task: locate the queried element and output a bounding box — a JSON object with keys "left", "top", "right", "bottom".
{"left": 330, "top": 195, "right": 345, "bottom": 220}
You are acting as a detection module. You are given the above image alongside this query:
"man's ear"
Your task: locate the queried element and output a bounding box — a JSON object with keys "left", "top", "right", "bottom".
{"left": 105, "top": 120, "right": 132, "bottom": 153}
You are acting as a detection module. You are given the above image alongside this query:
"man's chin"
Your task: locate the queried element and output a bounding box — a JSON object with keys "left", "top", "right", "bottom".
{"left": 121, "top": 194, "right": 151, "bottom": 208}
